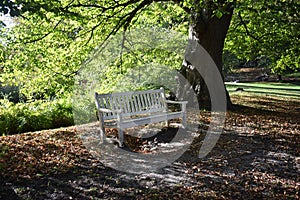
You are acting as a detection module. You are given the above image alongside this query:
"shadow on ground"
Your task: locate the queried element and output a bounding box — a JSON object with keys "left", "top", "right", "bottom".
{"left": 1, "top": 126, "right": 299, "bottom": 199}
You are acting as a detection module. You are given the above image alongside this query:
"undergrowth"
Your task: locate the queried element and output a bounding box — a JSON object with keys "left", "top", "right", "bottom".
{"left": 0, "top": 98, "right": 74, "bottom": 135}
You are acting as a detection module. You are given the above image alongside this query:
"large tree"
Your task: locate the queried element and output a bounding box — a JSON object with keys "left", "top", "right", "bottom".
{"left": 1, "top": 0, "right": 234, "bottom": 109}
{"left": 1, "top": 0, "right": 299, "bottom": 108}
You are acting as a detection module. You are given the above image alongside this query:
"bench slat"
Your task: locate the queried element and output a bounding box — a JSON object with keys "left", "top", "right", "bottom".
{"left": 120, "top": 111, "right": 184, "bottom": 129}
{"left": 126, "top": 95, "right": 132, "bottom": 113}
{"left": 140, "top": 93, "right": 146, "bottom": 110}
{"left": 133, "top": 95, "right": 139, "bottom": 112}
{"left": 143, "top": 93, "right": 149, "bottom": 109}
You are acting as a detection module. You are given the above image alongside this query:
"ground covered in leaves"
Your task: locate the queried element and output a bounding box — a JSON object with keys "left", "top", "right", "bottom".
{"left": 0, "top": 94, "right": 299, "bottom": 199}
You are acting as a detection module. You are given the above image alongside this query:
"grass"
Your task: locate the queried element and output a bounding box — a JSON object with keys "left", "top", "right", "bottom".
{"left": 226, "top": 81, "right": 300, "bottom": 98}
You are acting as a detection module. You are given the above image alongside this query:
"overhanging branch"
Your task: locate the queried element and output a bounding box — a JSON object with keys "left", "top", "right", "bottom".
{"left": 238, "top": 12, "right": 260, "bottom": 41}
{"left": 24, "top": 19, "right": 63, "bottom": 44}
{"left": 17, "top": 0, "right": 190, "bottom": 47}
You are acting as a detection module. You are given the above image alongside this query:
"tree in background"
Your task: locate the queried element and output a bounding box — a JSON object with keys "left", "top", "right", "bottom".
{"left": 0, "top": 11, "right": 99, "bottom": 101}
{"left": 225, "top": 0, "right": 299, "bottom": 75}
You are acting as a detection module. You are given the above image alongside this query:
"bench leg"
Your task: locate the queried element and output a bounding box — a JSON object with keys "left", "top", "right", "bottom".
{"left": 182, "top": 115, "right": 187, "bottom": 129}
{"left": 182, "top": 103, "right": 187, "bottom": 129}
{"left": 98, "top": 120, "right": 106, "bottom": 144}
{"left": 118, "top": 128, "right": 124, "bottom": 147}
{"left": 165, "top": 120, "right": 169, "bottom": 127}
{"left": 99, "top": 127, "right": 105, "bottom": 144}
{"left": 98, "top": 112, "right": 106, "bottom": 144}
{"left": 116, "top": 113, "right": 124, "bottom": 147}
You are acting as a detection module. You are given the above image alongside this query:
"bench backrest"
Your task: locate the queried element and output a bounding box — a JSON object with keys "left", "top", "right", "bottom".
{"left": 95, "top": 88, "right": 167, "bottom": 120}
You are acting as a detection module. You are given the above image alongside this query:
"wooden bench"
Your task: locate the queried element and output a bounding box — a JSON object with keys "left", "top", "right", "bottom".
{"left": 95, "top": 88, "right": 187, "bottom": 147}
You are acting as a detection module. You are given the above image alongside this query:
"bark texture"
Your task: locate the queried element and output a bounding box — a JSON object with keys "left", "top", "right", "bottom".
{"left": 179, "top": 1, "right": 234, "bottom": 109}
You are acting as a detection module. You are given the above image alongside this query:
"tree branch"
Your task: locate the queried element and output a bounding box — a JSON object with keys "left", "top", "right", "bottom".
{"left": 238, "top": 12, "right": 260, "bottom": 41}
{"left": 64, "top": 0, "right": 142, "bottom": 14}
{"left": 82, "top": 0, "right": 153, "bottom": 49}
{"left": 122, "top": 0, "right": 152, "bottom": 31}
{"left": 24, "top": 20, "right": 63, "bottom": 44}
{"left": 17, "top": 0, "right": 190, "bottom": 47}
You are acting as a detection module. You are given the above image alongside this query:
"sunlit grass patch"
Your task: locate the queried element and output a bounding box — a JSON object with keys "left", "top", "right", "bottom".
{"left": 226, "top": 82, "right": 300, "bottom": 98}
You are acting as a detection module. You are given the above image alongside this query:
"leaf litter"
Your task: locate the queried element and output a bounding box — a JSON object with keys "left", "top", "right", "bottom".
{"left": 0, "top": 94, "right": 299, "bottom": 199}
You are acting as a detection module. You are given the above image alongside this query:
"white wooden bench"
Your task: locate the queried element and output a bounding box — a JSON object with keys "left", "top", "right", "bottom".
{"left": 95, "top": 88, "right": 187, "bottom": 147}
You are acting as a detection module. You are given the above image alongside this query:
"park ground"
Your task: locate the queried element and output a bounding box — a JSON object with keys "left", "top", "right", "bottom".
{"left": 0, "top": 82, "right": 299, "bottom": 199}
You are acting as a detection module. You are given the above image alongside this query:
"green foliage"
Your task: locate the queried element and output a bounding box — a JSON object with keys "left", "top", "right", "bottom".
{"left": 0, "top": 98, "right": 74, "bottom": 135}
{"left": 273, "top": 54, "right": 300, "bottom": 75}
{"left": 0, "top": 1, "right": 190, "bottom": 102}
{"left": 0, "top": 15, "right": 94, "bottom": 100}
{"left": 133, "top": 2, "right": 189, "bottom": 32}
{"left": 225, "top": 0, "right": 300, "bottom": 73}
{"left": 1, "top": 1, "right": 299, "bottom": 82}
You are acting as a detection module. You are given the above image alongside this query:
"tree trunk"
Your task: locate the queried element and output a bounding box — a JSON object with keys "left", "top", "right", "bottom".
{"left": 179, "top": 3, "right": 233, "bottom": 110}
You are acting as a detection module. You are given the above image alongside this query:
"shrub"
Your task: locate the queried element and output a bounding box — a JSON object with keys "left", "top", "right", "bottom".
{"left": 0, "top": 98, "right": 74, "bottom": 135}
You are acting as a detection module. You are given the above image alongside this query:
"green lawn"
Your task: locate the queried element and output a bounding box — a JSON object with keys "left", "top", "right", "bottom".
{"left": 226, "top": 82, "right": 300, "bottom": 98}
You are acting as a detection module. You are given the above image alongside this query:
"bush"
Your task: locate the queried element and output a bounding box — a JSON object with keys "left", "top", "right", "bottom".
{"left": 0, "top": 98, "right": 74, "bottom": 135}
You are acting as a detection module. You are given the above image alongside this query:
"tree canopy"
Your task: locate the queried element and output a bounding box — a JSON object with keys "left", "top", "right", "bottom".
{"left": 225, "top": 0, "right": 299, "bottom": 73}
{"left": 0, "top": 0, "right": 299, "bottom": 102}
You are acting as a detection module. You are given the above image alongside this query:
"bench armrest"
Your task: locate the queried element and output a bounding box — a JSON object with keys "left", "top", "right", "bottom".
{"left": 98, "top": 108, "right": 122, "bottom": 113}
{"left": 165, "top": 100, "right": 187, "bottom": 114}
{"left": 166, "top": 100, "right": 188, "bottom": 104}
